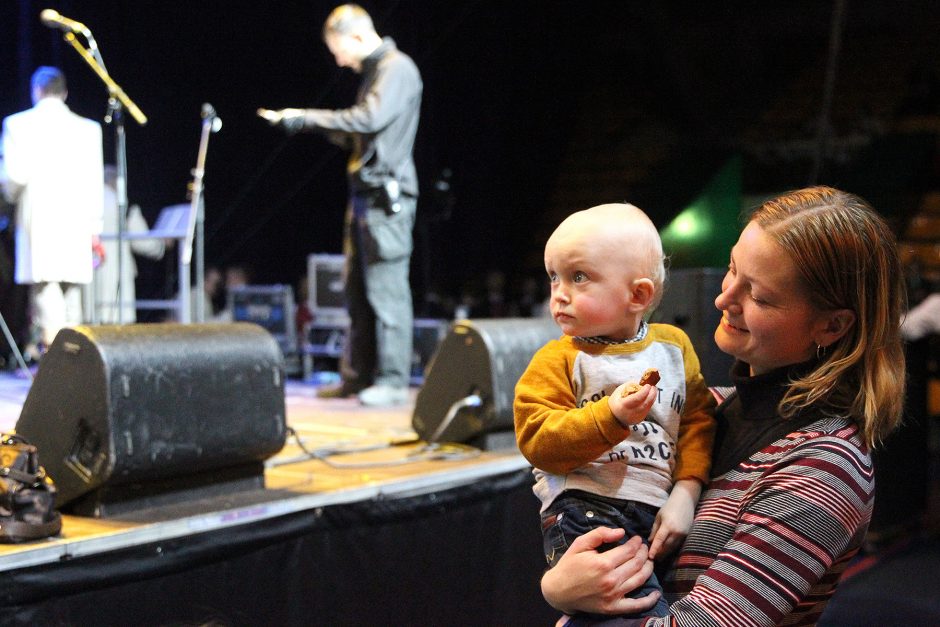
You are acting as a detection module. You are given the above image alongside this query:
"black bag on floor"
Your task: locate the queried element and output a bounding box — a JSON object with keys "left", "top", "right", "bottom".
{"left": 0, "top": 433, "right": 62, "bottom": 542}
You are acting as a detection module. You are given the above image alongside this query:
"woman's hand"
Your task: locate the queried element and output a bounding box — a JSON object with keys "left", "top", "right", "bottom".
{"left": 541, "top": 527, "right": 661, "bottom": 616}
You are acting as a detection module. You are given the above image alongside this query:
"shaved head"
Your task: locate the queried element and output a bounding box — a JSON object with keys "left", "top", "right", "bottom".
{"left": 547, "top": 203, "right": 665, "bottom": 299}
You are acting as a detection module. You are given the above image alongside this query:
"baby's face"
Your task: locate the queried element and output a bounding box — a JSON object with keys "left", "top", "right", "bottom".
{"left": 544, "top": 232, "right": 641, "bottom": 340}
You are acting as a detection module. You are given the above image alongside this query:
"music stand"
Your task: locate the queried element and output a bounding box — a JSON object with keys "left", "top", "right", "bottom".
{"left": 118, "top": 203, "right": 199, "bottom": 322}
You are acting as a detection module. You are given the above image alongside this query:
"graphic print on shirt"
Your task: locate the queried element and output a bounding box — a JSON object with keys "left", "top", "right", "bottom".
{"left": 571, "top": 347, "right": 686, "bottom": 471}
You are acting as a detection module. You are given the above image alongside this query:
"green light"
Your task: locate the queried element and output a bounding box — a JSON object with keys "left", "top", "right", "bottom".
{"left": 658, "top": 155, "right": 743, "bottom": 269}
{"left": 663, "top": 206, "right": 711, "bottom": 242}
{"left": 672, "top": 211, "right": 701, "bottom": 238}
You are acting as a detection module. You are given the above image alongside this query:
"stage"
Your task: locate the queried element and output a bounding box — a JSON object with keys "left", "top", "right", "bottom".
{"left": 0, "top": 370, "right": 557, "bottom": 625}
{"left": 1, "top": 359, "right": 938, "bottom": 626}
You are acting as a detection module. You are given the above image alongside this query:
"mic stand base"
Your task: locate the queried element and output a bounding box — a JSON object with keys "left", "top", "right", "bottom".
{"left": 0, "top": 311, "right": 32, "bottom": 381}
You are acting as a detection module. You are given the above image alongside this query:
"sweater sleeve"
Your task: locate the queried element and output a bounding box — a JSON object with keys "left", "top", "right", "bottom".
{"left": 672, "top": 333, "right": 716, "bottom": 485}
{"left": 302, "top": 55, "right": 419, "bottom": 134}
{"left": 514, "top": 339, "right": 630, "bottom": 475}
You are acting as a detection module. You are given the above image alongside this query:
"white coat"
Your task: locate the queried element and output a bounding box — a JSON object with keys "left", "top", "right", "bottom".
{"left": 1, "top": 98, "right": 104, "bottom": 285}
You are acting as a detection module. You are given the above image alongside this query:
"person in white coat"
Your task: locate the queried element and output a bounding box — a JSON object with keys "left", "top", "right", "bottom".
{"left": 1, "top": 66, "right": 104, "bottom": 351}
{"left": 901, "top": 292, "right": 940, "bottom": 341}
{"left": 92, "top": 165, "right": 166, "bottom": 324}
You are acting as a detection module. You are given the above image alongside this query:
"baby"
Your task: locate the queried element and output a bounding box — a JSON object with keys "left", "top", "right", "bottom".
{"left": 514, "top": 203, "right": 716, "bottom": 619}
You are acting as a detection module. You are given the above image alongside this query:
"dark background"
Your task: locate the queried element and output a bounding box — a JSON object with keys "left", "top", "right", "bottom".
{"left": 3, "top": 1, "right": 940, "bottom": 310}
{"left": 2, "top": 5, "right": 940, "bottom": 621}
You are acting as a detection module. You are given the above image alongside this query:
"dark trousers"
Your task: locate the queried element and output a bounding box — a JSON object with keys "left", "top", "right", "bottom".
{"left": 341, "top": 193, "right": 416, "bottom": 389}
{"left": 541, "top": 490, "right": 670, "bottom": 619}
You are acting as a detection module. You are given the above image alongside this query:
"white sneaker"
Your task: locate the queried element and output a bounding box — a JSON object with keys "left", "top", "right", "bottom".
{"left": 357, "top": 385, "right": 408, "bottom": 407}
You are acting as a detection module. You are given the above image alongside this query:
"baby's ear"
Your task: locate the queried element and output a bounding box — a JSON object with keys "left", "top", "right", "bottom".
{"left": 629, "top": 278, "right": 656, "bottom": 311}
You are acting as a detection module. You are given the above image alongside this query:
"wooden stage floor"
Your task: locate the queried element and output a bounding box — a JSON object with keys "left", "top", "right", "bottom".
{"left": 0, "top": 370, "right": 529, "bottom": 572}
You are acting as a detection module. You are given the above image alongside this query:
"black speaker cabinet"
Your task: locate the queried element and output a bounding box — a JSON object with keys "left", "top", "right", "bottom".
{"left": 412, "top": 318, "right": 560, "bottom": 448}
{"left": 14, "top": 323, "right": 287, "bottom": 517}
{"left": 649, "top": 267, "right": 735, "bottom": 387}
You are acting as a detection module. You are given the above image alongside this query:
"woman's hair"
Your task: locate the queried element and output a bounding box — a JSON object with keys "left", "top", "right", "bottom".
{"left": 749, "top": 186, "right": 906, "bottom": 448}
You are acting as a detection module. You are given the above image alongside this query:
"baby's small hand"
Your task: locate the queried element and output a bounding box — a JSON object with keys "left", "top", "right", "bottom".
{"left": 648, "top": 479, "right": 700, "bottom": 559}
{"left": 609, "top": 383, "right": 657, "bottom": 426}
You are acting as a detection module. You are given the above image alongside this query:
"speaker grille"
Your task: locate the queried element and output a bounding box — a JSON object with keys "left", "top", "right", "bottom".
{"left": 15, "top": 323, "right": 287, "bottom": 511}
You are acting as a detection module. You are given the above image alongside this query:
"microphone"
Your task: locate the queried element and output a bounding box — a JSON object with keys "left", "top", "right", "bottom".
{"left": 202, "top": 103, "right": 222, "bottom": 133}
{"left": 39, "top": 9, "right": 90, "bottom": 36}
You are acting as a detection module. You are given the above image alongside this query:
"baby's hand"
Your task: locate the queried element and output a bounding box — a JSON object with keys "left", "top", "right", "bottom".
{"left": 609, "top": 382, "right": 657, "bottom": 425}
{"left": 648, "top": 479, "right": 701, "bottom": 559}
{"left": 609, "top": 369, "right": 660, "bottom": 426}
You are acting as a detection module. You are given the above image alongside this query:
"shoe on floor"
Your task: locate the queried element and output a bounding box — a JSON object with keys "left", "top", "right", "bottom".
{"left": 316, "top": 383, "right": 364, "bottom": 399}
{"left": 357, "top": 385, "right": 408, "bottom": 407}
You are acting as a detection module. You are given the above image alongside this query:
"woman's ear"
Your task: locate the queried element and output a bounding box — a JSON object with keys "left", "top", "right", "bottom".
{"left": 628, "top": 278, "right": 656, "bottom": 312}
{"left": 815, "top": 308, "right": 856, "bottom": 348}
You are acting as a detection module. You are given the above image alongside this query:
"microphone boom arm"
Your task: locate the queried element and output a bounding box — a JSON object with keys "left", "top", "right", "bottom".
{"left": 61, "top": 32, "right": 147, "bottom": 126}
{"left": 56, "top": 24, "right": 148, "bottom": 325}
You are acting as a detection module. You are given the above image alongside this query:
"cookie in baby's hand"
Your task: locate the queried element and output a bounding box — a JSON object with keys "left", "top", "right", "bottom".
{"left": 621, "top": 368, "right": 661, "bottom": 397}
{"left": 639, "top": 368, "right": 660, "bottom": 387}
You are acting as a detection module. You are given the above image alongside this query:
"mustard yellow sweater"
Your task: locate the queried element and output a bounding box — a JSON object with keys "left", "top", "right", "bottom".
{"left": 514, "top": 324, "right": 716, "bottom": 511}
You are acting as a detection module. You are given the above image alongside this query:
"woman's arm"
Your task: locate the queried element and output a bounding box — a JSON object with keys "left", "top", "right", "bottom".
{"left": 542, "top": 431, "right": 872, "bottom": 626}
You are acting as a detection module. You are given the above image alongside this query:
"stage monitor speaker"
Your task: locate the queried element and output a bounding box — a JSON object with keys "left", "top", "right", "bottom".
{"left": 14, "top": 323, "right": 287, "bottom": 517}
{"left": 649, "top": 267, "right": 735, "bottom": 387}
{"left": 412, "top": 318, "right": 560, "bottom": 448}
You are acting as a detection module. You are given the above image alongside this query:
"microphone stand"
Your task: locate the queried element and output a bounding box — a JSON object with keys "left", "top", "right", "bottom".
{"left": 182, "top": 104, "right": 221, "bottom": 323}
{"left": 0, "top": 312, "right": 32, "bottom": 381}
{"left": 106, "top": 98, "right": 128, "bottom": 325}
{"left": 59, "top": 30, "right": 146, "bottom": 325}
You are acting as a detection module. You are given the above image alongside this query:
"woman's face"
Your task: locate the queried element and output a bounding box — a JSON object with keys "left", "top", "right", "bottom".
{"left": 714, "top": 221, "right": 831, "bottom": 375}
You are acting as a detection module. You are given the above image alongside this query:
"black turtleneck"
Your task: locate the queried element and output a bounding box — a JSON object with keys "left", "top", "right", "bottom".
{"left": 711, "top": 360, "right": 825, "bottom": 477}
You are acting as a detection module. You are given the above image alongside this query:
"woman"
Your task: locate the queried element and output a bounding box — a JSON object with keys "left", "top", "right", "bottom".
{"left": 541, "top": 186, "right": 906, "bottom": 626}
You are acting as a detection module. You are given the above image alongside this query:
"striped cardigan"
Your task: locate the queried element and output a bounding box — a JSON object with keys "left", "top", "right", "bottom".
{"left": 573, "top": 363, "right": 874, "bottom": 627}
{"left": 657, "top": 415, "right": 873, "bottom": 626}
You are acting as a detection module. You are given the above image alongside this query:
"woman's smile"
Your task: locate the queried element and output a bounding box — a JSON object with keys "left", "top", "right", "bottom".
{"left": 720, "top": 316, "right": 747, "bottom": 333}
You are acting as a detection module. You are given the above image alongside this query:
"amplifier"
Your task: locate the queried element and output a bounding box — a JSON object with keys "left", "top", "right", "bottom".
{"left": 307, "top": 253, "right": 348, "bottom": 324}
{"left": 230, "top": 284, "right": 297, "bottom": 356}
{"left": 649, "top": 267, "right": 735, "bottom": 387}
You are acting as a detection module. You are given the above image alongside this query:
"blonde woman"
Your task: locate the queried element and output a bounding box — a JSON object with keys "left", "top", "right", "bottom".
{"left": 542, "top": 186, "right": 905, "bottom": 627}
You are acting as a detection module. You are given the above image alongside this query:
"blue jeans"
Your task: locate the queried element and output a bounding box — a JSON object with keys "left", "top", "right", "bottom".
{"left": 541, "top": 490, "right": 670, "bottom": 619}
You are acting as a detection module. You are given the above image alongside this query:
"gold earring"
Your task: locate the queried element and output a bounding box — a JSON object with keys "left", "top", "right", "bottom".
{"left": 816, "top": 344, "right": 827, "bottom": 360}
